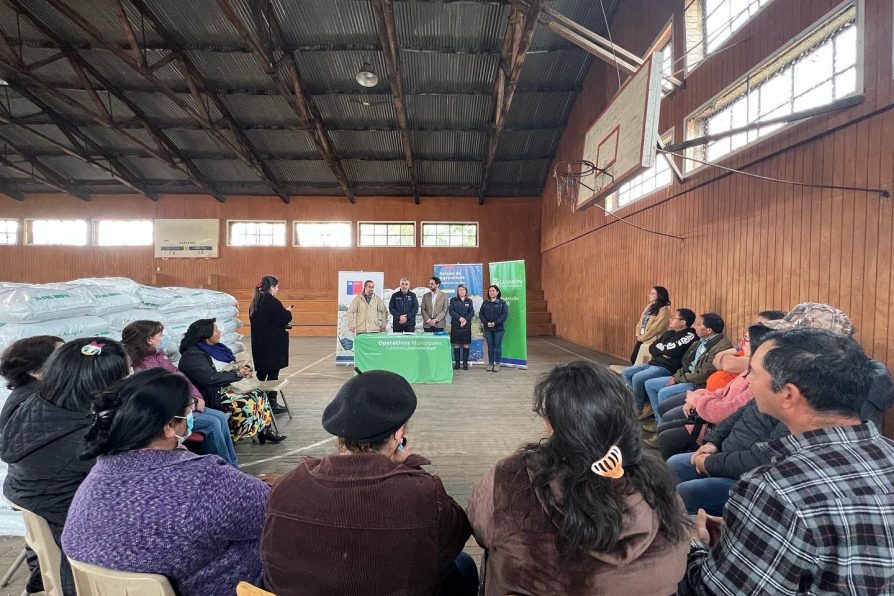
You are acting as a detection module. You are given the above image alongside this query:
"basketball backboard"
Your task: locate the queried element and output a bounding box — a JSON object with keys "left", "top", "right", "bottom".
{"left": 576, "top": 51, "right": 664, "bottom": 210}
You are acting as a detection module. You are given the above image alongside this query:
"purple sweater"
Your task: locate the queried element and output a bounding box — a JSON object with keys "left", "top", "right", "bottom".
{"left": 133, "top": 352, "right": 203, "bottom": 401}
{"left": 62, "top": 449, "right": 269, "bottom": 596}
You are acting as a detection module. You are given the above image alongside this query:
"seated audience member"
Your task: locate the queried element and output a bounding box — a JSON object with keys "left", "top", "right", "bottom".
{"left": 0, "top": 338, "right": 129, "bottom": 596}
{"left": 177, "top": 319, "right": 284, "bottom": 444}
{"left": 682, "top": 328, "right": 894, "bottom": 595}
{"left": 621, "top": 308, "right": 697, "bottom": 418}
{"left": 643, "top": 313, "right": 732, "bottom": 424}
{"left": 262, "top": 370, "right": 477, "bottom": 596}
{"left": 122, "top": 320, "right": 238, "bottom": 467}
{"left": 0, "top": 335, "right": 63, "bottom": 594}
{"left": 784, "top": 302, "right": 894, "bottom": 427}
{"left": 467, "top": 361, "right": 690, "bottom": 596}
{"left": 62, "top": 369, "right": 269, "bottom": 596}
{"left": 705, "top": 310, "right": 787, "bottom": 391}
{"left": 651, "top": 323, "right": 776, "bottom": 456}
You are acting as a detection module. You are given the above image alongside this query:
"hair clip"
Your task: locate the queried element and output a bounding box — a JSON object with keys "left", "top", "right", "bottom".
{"left": 591, "top": 445, "right": 624, "bottom": 479}
{"left": 94, "top": 409, "right": 113, "bottom": 422}
{"left": 256, "top": 282, "right": 263, "bottom": 289}
{"left": 81, "top": 341, "right": 104, "bottom": 357}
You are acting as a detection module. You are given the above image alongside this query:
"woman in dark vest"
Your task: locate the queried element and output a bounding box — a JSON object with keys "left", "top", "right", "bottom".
{"left": 249, "top": 275, "right": 292, "bottom": 415}
{"left": 467, "top": 361, "right": 689, "bottom": 595}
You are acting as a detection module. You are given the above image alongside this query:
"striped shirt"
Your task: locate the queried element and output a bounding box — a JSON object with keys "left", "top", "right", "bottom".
{"left": 685, "top": 423, "right": 894, "bottom": 595}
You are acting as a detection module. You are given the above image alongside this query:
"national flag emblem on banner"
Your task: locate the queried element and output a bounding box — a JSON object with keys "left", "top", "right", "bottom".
{"left": 347, "top": 280, "right": 363, "bottom": 295}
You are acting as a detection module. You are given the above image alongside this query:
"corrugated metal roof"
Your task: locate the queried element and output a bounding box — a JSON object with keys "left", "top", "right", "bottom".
{"left": 20, "top": 47, "right": 78, "bottom": 87}
{"left": 41, "top": 89, "right": 136, "bottom": 122}
{"left": 293, "top": 50, "right": 390, "bottom": 94}
{"left": 490, "top": 159, "right": 552, "bottom": 187}
{"left": 496, "top": 128, "right": 564, "bottom": 160}
{"left": 37, "top": 155, "right": 115, "bottom": 180}
{"left": 0, "top": 124, "right": 72, "bottom": 152}
{"left": 162, "top": 129, "right": 235, "bottom": 155}
{"left": 80, "top": 49, "right": 158, "bottom": 90}
{"left": 186, "top": 51, "right": 274, "bottom": 91}
{"left": 411, "top": 130, "right": 486, "bottom": 161}
{"left": 518, "top": 49, "right": 590, "bottom": 90}
{"left": 344, "top": 160, "right": 410, "bottom": 185}
{"left": 81, "top": 125, "right": 156, "bottom": 152}
{"left": 266, "top": 160, "right": 338, "bottom": 185}
{"left": 316, "top": 95, "right": 397, "bottom": 129}
{"left": 245, "top": 130, "right": 320, "bottom": 158}
{"left": 395, "top": 2, "right": 507, "bottom": 52}
{"left": 402, "top": 52, "right": 498, "bottom": 95}
{"left": 0, "top": 4, "right": 50, "bottom": 45}
{"left": 504, "top": 91, "right": 576, "bottom": 129}
{"left": 120, "top": 157, "right": 190, "bottom": 180}
{"left": 123, "top": 91, "right": 214, "bottom": 125}
{"left": 407, "top": 95, "right": 492, "bottom": 129}
{"left": 193, "top": 159, "right": 262, "bottom": 182}
{"left": 272, "top": 0, "right": 378, "bottom": 47}
{"left": 218, "top": 95, "right": 297, "bottom": 126}
{"left": 417, "top": 160, "right": 482, "bottom": 186}
{"left": 330, "top": 130, "right": 403, "bottom": 159}
{"left": 140, "top": 0, "right": 244, "bottom": 47}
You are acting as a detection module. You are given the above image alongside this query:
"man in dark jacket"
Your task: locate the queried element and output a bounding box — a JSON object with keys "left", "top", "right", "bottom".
{"left": 644, "top": 313, "right": 733, "bottom": 423}
{"left": 262, "top": 370, "right": 477, "bottom": 596}
{"left": 621, "top": 308, "right": 697, "bottom": 413}
{"left": 389, "top": 277, "right": 419, "bottom": 333}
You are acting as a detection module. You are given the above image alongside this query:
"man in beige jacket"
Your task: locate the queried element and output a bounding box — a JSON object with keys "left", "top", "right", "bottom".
{"left": 421, "top": 276, "right": 448, "bottom": 332}
{"left": 347, "top": 280, "right": 387, "bottom": 334}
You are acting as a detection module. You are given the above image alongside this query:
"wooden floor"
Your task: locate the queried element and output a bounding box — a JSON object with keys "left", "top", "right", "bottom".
{"left": 0, "top": 336, "right": 625, "bottom": 594}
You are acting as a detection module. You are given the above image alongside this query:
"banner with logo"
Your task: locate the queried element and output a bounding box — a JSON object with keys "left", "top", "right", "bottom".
{"left": 434, "top": 264, "right": 484, "bottom": 363}
{"left": 336, "top": 271, "right": 384, "bottom": 365}
{"left": 488, "top": 260, "right": 527, "bottom": 368}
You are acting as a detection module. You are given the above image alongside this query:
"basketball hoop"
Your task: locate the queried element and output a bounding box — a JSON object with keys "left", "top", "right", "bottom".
{"left": 554, "top": 160, "right": 613, "bottom": 210}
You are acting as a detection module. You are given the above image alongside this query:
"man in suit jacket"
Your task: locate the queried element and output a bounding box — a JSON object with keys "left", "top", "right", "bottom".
{"left": 421, "top": 276, "right": 448, "bottom": 332}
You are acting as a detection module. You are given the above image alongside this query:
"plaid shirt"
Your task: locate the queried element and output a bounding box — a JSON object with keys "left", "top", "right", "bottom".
{"left": 684, "top": 423, "right": 894, "bottom": 595}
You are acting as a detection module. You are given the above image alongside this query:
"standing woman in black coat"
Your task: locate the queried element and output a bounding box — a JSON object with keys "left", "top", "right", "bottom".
{"left": 448, "top": 284, "right": 475, "bottom": 371}
{"left": 249, "top": 275, "right": 292, "bottom": 414}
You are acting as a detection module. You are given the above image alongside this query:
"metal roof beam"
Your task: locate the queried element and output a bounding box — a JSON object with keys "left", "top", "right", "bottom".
{"left": 129, "top": 0, "right": 290, "bottom": 203}
{"left": 478, "top": 0, "right": 540, "bottom": 204}
{"left": 217, "top": 0, "right": 355, "bottom": 203}
{"left": 370, "top": 0, "right": 419, "bottom": 204}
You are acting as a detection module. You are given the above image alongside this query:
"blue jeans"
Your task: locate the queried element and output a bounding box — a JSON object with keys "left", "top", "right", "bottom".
{"left": 644, "top": 377, "right": 694, "bottom": 423}
{"left": 621, "top": 363, "right": 669, "bottom": 409}
{"left": 484, "top": 329, "right": 505, "bottom": 364}
{"left": 193, "top": 408, "right": 239, "bottom": 467}
{"left": 439, "top": 552, "right": 479, "bottom": 596}
{"left": 666, "top": 453, "right": 736, "bottom": 515}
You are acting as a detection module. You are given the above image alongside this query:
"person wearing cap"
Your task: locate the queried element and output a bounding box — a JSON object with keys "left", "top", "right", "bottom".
{"left": 261, "top": 370, "right": 478, "bottom": 596}
{"left": 467, "top": 362, "right": 689, "bottom": 595}
{"left": 346, "top": 280, "right": 388, "bottom": 334}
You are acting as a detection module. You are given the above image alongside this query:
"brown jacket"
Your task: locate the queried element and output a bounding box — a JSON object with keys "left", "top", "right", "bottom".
{"left": 346, "top": 293, "right": 388, "bottom": 333}
{"left": 635, "top": 305, "right": 671, "bottom": 344}
{"left": 467, "top": 453, "right": 687, "bottom": 596}
{"left": 262, "top": 453, "right": 471, "bottom": 596}
{"left": 421, "top": 291, "right": 449, "bottom": 330}
{"left": 672, "top": 334, "right": 734, "bottom": 388}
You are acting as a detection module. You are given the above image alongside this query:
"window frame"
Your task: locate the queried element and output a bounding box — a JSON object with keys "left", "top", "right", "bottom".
{"left": 357, "top": 221, "right": 417, "bottom": 248}
{"left": 605, "top": 130, "right": 675, "bottom": 212}
{"left": 93, "top": 219, "right": 154, "bottom": 247}
{"left": 0, "top": 218, "right": 19, "bottom": 245}
{"left": 685, "top": 0, "right": 777, "bottom": 74}
{"left": 420, "top": 221, "right": 480, "bottom": 248}
{"left": 225, "top": 220, "right": 288, "bottom": 247}
{"left": 292, "top": 221, "right": 353, "bottom": 248}
{"left": 24, "top": 218, "right": 89, "bottom": 246}
{"left": 683, "top": 0, "right": 863, "bottom": 174}
{"left": 647, "top": 20, "right": 676, "bottom": 96}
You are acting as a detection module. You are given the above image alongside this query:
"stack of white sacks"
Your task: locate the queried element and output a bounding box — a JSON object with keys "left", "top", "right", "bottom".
{"left": 382, "top": 287, "right": 431, "bottom": 331}
{"left": 0, "top": 277, "right": 244, "bottom": 363}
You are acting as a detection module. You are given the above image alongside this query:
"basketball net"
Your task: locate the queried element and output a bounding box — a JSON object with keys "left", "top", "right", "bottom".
{"left": 553, "top": 160, "right": 599, "bottom": 210}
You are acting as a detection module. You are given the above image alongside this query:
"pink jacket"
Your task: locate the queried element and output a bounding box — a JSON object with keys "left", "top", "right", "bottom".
{"left": 686, "top": 372, "right": 752, "bottom": 423}
{"left": 133, "top": 352, "right": 203, "bottom": 401}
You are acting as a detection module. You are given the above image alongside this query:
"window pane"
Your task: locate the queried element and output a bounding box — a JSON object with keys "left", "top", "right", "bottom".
{"left": 421, "top": 223, "right": 477, "bottom": 247}
{"left": 835, "top": 25, "right": 857, "bottom": 72}
{"left": 96, "top": 220, "right": 153, "bottom": 246}
{"left": 609, "top": 134, "right": 673, "bottom": 209}
{"left": 228, "top": 221, "right": 286, "bottom": 246}
{"left": 0, "top": 219, "right": 18, "bottom": 245}
{"left": 294, "top": 223, "right": 350, "bottom": 247}
{"left": 29, "top": 219, "right": 87, "bottom": 245}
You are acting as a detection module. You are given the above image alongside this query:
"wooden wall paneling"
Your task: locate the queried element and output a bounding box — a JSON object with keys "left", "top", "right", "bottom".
{"left": 875, "top": 114, "right": 894, "bottom": 366}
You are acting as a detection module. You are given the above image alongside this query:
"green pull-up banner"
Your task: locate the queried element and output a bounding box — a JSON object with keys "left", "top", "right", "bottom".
{"left": 488, "top": 260, "right": 527, "bottom": 368}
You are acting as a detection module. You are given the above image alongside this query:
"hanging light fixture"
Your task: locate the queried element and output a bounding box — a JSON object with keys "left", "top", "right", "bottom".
{"left": 355, "top": 61, "right": 379, "bottom": 88}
